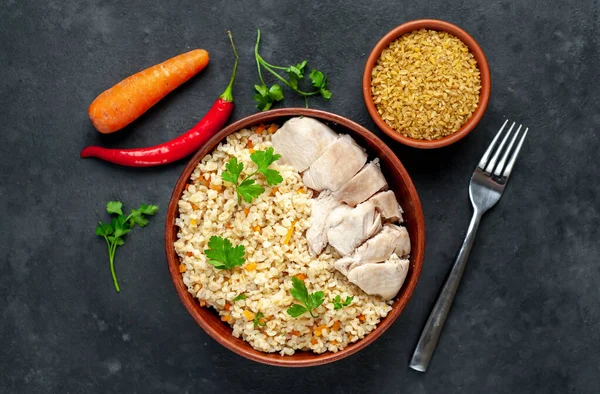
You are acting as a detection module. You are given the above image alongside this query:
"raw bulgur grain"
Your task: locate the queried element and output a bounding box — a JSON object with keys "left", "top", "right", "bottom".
{"left": 371, "top": 29, "right": 481, "bottom": 140}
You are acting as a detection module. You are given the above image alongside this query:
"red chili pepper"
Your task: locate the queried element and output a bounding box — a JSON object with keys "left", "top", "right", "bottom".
{"left": 81, "top": 32, "right": 238, "bottom": 167}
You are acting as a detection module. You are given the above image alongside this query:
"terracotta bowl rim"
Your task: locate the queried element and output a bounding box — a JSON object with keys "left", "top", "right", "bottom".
{"left": 165, "top": 108, "right": 425, "bottom": 367}
{"left": 362, "top": 18, "right": 491, "bottom": 149}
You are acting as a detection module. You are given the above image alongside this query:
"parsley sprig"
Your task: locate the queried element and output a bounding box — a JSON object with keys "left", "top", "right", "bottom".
{"left": 204, "top": 236, "right": 246, "bottom": 270}
{"left": 95, "top": 201, "right": 158, "bottom": 292}
{"left": 286, "top": 277, "right": 325, "bottom": 318}
{"left": 253, "top": 29, "right": 332, "bottom": 110}
{"left": 222, "top": 148, "right": 283, "bottom": 204}
{"left": 333, "top": 295, "right": 354, "bottom": 310}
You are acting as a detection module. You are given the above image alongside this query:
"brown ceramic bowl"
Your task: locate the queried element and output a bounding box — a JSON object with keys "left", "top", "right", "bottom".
{"left": 363, "top": 19, "right": 491, "bottom": 149}
{"left": 165, "top": 108, "right": 425, "bottom": 367}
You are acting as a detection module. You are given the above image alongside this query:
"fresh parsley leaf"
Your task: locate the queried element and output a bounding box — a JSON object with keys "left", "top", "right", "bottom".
{"left": 222, "top": 157, "right": 244, "bottom": 185}
{"left": 95, "top": 201, "right": 158, "bottom": 292}
{"left": 254, "top": 311, "right": 266, "bottom": 328}
{"left": 333, "top": 295, "right": 354, "bottom": 310}
{"left": 106, "top": 201, "right": 123, "bottom": 216}
{"left": 233, "top": 294, "right": 246, "bottom": 302}
{"left": 204, "top": 236, "right": 246, "bottom": 270}
{"left": 286, "top": 304, "right": 308, "bottom": 318}
{"left": 254, "top": 30, "right": 332, "bottom": 110}
{"left": 222, "top": 149, "right": 282, "bottom": 204}
{"left": 287, "top": 277, "right": 323, "bottom": 318}
{"left": 310, "top": 69, "right": 325, "bottom": 88}
{"left": 268, "top": 84, "right": 284, "bottom": 101}
{"left": 253, "top": 84, "right": 283, "bottom": 111}
{"left": 250, "top": 148, "right": 283, "bottom": 186}
{"left": 237, "top": 178, "right": 265, "bottom": 203}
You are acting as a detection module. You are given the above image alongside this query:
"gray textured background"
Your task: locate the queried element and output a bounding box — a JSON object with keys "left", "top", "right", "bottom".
{"left": 1, "top": 0, "right": 599, "bottom": 393}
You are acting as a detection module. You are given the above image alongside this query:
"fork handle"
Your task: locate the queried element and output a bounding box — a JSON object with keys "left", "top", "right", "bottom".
{"left": 409, "top": 211, "right": 482, "bottom": 372}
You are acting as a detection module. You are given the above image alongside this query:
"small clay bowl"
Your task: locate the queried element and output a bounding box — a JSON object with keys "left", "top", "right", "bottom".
{"left": 363, "top": 19, "right": 491, "bottom": 149}
{"left": 165, "top": 108, "right": 425, "bottom": 367}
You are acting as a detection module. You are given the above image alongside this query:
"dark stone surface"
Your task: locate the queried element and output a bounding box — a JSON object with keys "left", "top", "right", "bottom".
{"left": 1, "top": 0, "right": 599, "bottom": 393}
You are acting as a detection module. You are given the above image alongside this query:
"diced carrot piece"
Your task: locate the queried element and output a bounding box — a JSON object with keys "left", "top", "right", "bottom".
{"left": 225, "top": 223, "right": 233, "bottom": 229}
{"left": 358, "top": 314, "right": 366, "bottom": 322}
{"left": 224, "top": 303, "right": 232, "bottom": 311}
{"left": 210, "top": 184, "right": 222, "bottom": 192}
{"left": 243, "top": 310, "right": 255, "bottom": 320}
{"left": 221, "top": 315, "right": 231, "bottom": 322}
{"left": 249, "top": 149, "right": 255, "bottom": 154}
{"left": 244, "top": 262, "right": 257, "bottom": 272}
{"left": 271, "top": 187, "right": 278, "bottom": 195}
{"left": 256, "top": 124, "right": 266, "bottom": 134}
{"left": 314, "top": 325, "right": 327, "bottom": 336}
{"left": 179, "top": 264, "right": 187, "bottom": 273}
{"left": 186, "top": 251, "right": 193, "bottom": 257}
{"left": 330, "top": 340, "right": 338, "bottom": 346}
{"left": 199, "top": 300, "right": 206, "bottom": 307}
{"left": 190, "top": 203, "right": 199, "bottom": 210}
{"left": 283, "top": 220, "right": 297, "bottom": 245}
{"left": 253, "top": 225, "right": 261, "bottom": 233}
{"left": 268, "top": 124, "right": 279, "bottom": 133}
{"left": 311, "top": 337, "right": 318, "bottom": 345}
{"left": 332, "top": 320, "right": 341, "bottom": 331}
{"left": 243, "top": 208, "right": 250, "bottom": 215}
{"left": 290, "top": 330, "right": 300, "bottom": 336}
{"left": 246, "top": 140, "right": 254, "bottom": 149}
{"left": 297, "top": 188, "right": 306, "bottom": 194}
{"left": 294, "top": 273, "right": 307, "bottom": 281}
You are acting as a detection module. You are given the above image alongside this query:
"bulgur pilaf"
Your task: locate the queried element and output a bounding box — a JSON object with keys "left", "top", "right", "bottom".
{"left": 174, "top": 125, "right": 392, "bottom": 355}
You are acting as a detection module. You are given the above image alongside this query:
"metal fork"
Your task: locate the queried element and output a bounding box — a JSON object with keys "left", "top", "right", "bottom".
{"left": 409, "top": 120, "right": 529, "bottom": 372}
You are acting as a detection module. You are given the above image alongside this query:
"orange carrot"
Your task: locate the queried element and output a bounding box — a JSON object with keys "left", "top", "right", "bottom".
{"left": 88, "top": 49, "right": 210, "bottom": 134}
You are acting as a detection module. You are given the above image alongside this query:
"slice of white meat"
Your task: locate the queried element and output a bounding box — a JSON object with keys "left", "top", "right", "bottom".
{"left": 334, "top": 161, "right": 388, "bottom": 206}
{"left": 302, "top": 135, "right": 368, "bottom": 192}
{"left": 306, "top": 191, "right": 341, "bottom": 256}
{"left": 334, "top": 224, "right": 410, "bottom": 275}
{"left": 326, "top": 201, "right": 382, "bottom": 256}
{"left": 347, "top": 253, "right": 409, "bottom": 300}
{"left": 368, "top": 190, "right": 404, "bottom": 222}
{"left": 271, "top": 117, "right": 339, "bottom": 172}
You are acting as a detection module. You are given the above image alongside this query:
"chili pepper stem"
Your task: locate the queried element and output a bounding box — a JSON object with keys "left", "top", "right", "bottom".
{"left": 220, "top": 31, "right": 239, "bottom": 103}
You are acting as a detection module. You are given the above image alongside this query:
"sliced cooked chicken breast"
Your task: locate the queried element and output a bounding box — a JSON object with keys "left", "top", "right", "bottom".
{"left": 334, "top": 224, "right": 410, "bottom": 275}
{"left": 306, "top": 191, "right": 341, "bottom": 256}
{"left": 302, "top": 135, "right": 367, "bottom": 192}
{"left": 347, "top": 253, "right": 409, "bottom": 300}
{"left": 271, "top": 117, "right": 339, "bottom": 172}
{"left": 368, "top": 190, "right": 403, "bottom": 222}
{"left": 334, "top": 161, "right": 388, "bottom": 206}
{"left": 326, "top": 201, "right": 382, "bottom": 256}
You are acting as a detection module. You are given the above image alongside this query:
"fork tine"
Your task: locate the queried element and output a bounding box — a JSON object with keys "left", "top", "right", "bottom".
{"left": 502, "top": 127, "right": 528, "bottom": 178}
{"left": 484, "top": 122, "right": 515, "bottom": 173}
{"left": 478, "top": 119, "right": 509, "bottom": 170}
{"left": 493, "top": 124, "right": 522, "bottom": 176}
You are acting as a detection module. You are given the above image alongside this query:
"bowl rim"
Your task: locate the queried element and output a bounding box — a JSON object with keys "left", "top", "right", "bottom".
{"left": 362, "top": 19, "right": 491, "bottom": 149}
{"left": 165, "top": 108, "right": 425, "bottom": 367}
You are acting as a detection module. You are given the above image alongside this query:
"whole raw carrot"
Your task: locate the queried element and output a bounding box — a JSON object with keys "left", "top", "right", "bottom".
{"left": 88, "top": 49, "right": 209, "bottom": 134}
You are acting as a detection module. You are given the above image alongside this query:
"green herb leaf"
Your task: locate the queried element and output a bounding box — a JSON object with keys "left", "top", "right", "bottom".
{"left": 222, "top": 157, "right": 244, "bottom": 185}
{"left": 233, "top": 294, "right": 246, "bottom": 302}
{"left": 268, "top": 84, "right": 284, "bottom": 101}
{"left": 204, "top": 236, "right": 246, "bottom": 270}
{"left": 96, "top": 201, "right": 158, "bottom": 292}
{"left": 286, "top": 304, "right": 308, "bottom": 318}
{"left": 309, "top": 69, "right": 325, "bottom": 88}
{"left": 237, "top": 178, "right": 265, "bottom": 203}
{"left": 333, "top": 295, "right": 354, "bottom": 310}
{"left": 250, "top": 148, "right": 283, "bottom": 186}
{"left": 106, "top": 201, "right": 123, "bottom": 216}
{"left": 253, "top": 311, "right": 266, "bottom": 327}
{"left": 287, "top": 277, "right": 323, "bottom": 318}
{"left": 284, "top": 60, "right": 307, "bottom": 89}
{"left": 290, "top": 276, "right": 309, "bottom": 305}
{"left": 320, "top": 88, "right": 332, "bottom": 100}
